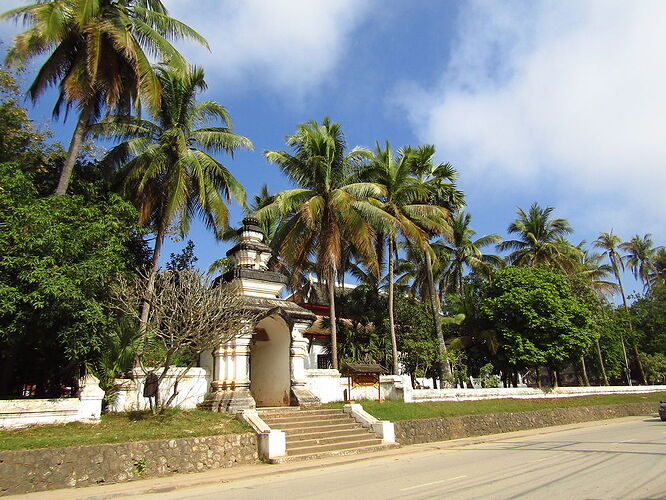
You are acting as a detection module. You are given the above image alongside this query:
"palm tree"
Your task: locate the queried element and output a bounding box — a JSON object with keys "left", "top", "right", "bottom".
{"left": 594, "top": 231, "right": 637, "bottom": 384}
{"left": 2, "top": 0, "right": 207, "bottom": 195}
{"left": 92, "top": 65, "right": 251, "bottom": 326}
{"left": 257, "top": 117, "right": 389, "bottom": 370}
{"left": 649, "top": 248, "right": 666, "bottom": 289}
{"left": 499, "top": 203, "right": 580, "bottom": 270}
{"left": 437, "top": 212, "right": 502, "bottom": 297}
{"left": 573, "top": 243, "right": 618, "bottom": 296}
{"left": 409, "top": 145, "right": 465, "bottom": 386}
{"left": 620, "top": 234, "right": 660, "bottom": 291}
{"left": 362, "top": 141, "right": 448, "bottom": 375}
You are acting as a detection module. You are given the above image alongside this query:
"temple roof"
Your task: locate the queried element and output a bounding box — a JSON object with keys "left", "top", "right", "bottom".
{"left": 240, "top": 295, "right": 316, "bottom": 323}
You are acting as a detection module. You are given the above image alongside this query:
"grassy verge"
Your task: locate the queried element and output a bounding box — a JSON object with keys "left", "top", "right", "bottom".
{"left": 325, "top": 392, "right": 666, "bottom": 422}
{"left": 0, "top": 409, "right": 251, "bottom": 451}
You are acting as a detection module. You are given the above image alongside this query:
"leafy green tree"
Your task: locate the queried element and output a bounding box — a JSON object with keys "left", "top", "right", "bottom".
{"left": 480, "top": 266, "right": 595, "bottom": 387}
{"left": 259, "top": 117, "right": 386, "bottom": 369}
{"left": 392, "top": 295, "right": 440, "bottom": 386}
{"left": 166, "top": 240, "right": 198, "bottom": 272}
{"left": 499, "top": 203, "right": 580, "bottom": 271}
{"left": 2, "top": 0, "right": 208, "bottom": 195}
{"left": 631, "top": 287, "right": 666, "bottom": 356}
{"left": 0, "top": 163, "right": 142, "bottom": 396}
{"left": 92, "top": 65, "right": 251, "bottom": 328}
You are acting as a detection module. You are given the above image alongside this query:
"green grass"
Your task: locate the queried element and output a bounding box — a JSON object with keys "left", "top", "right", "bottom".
{"left": 0, "top": 409, "right": 251, "bottom": 451}
{"left": 325, "top": 392, "right": 666, "bottom": 422}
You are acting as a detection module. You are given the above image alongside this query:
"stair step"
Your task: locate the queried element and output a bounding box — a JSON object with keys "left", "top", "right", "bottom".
{"left": 286, "top": 432, "right": 376, "bottom": 449}
{"left": 270, "top": 443, "right": 399, "bottom": 464}
{"left": 288, "top": 437, "right": 384, "bottom": 455}
{"left": 287, "top": 427, "right": 371, "bottom": 442}
{"left": 273, "top": 421, "right": 361, "bottom": 433}
{"left": 261, "top": 415, "right": 353, "bottom": 426}
{"left": 259, "top": 409, "right": 342, "bottom": 420}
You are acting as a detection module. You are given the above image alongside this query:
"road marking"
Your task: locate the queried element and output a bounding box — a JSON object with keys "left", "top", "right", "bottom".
{"left": 619, "top": 439, "right": 634, "bottom": 443}
{"left": 400, "top": 475, "right": 467, "bottom": 491}
{"left": 535, "top": 458, "right": 548, "bottom": 462}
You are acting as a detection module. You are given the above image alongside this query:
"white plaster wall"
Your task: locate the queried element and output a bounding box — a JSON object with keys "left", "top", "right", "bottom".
{"left": 410, "top": 385, "right": 666, "bottom": 402}
{"left": 304, "top": 369, "right": 344, "bottom": 403}
{"left": 113, "top": 367, "right": 210, "bottom": 411}
{"left": 0, "top": 375, "right": 104, "bottom": 428}
{"left": 250, "top": 316, "right": 291, "bottom": 406}
{"left": 304, "top": 372, "right": 409, "bottom": 403}
{"left": 344, "top": 375, "right": 408, "bottom": 402}
{"left": 305, "top": 343, "right": 327, "bottom": 370}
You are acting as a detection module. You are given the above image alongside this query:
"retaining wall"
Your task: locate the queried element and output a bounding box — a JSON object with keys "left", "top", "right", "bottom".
{"left": 0, "top": 432, "right": 258, "bottom": 496}
{"left": 394, "top": 402, "right": 658, "bottom": 445}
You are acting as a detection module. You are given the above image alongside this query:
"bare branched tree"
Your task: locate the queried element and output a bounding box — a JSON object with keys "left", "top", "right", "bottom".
{"left": 111, "top": 269, "right": 255, "bottom": 412}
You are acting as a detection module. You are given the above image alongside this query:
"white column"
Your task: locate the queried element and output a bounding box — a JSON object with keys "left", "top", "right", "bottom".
{"left": 232, "top": 334, "right": 252, "bottom": 389}
{"left": 290, "top": 322, "right": 310, "bottom": 389}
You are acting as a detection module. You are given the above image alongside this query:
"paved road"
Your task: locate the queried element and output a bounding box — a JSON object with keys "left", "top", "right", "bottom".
{"left": 131, "top": 417, "right": 666, "bottom": 500}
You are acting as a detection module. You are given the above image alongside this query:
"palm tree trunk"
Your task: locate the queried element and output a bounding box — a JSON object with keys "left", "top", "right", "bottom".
{"left": 327, "top": 270, "right": 339, "bottom": 370}
{"left": 140, "top": 226, "right": 165, "bottom": 331}
{"left": 388, "top": 236, "right": 399, "bottom": 375}
{"left": 425, "top": 249, "right": 451, "bottom": 386}
{"left": 580, "top": 356, "right": 590, "bottom": 386}
{"left": 596, "top": 339, "right": 609, "bottom": 386}
{"left": 614, "top": 264, "right": 640, "bottom": 385}
{"left": 54, "top": 103, "right": 94, "bottom": 196}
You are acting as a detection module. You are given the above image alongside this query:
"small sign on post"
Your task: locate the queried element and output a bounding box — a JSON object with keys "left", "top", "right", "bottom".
{"left": 341, "top": 364, "right": 387, "bottom": 403}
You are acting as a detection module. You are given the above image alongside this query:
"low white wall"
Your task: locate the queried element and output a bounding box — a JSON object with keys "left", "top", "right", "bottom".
{"left": 111, "top": 367, "right": 210, "bottom": 411}
{"left": 304, "top": 369, "right": 343, "bottom": 403}
{"left": 0, "top": 374, "right": 104, "bottom": 428}
{"left": 409, "top": 385, "right": 666, "bottom": 402}
{"left": 304, "top": 371, "right": 410, "bottom": 403}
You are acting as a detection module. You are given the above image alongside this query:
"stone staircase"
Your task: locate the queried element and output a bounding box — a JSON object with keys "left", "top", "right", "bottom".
{"left": 258, "top": 407, "right": 397, "bottom": 463}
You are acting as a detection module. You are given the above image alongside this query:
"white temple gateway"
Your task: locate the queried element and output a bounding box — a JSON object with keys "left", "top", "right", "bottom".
{"left": 199, "top": 214, "right": 330, "bottom": 412}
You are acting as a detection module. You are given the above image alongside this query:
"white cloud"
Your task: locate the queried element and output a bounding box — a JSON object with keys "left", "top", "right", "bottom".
{"left": 165, "top": 0, "right": 375, "bottom": 96}
{"left": 396, "top": 0, "right": 666, "bottom": 240}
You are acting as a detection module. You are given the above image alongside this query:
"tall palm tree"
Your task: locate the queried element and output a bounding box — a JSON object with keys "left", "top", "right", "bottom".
{"left": 593, "top": 231, "right": 637, "bottom": 384}
{"left": 436, "top": 211, "right": 502, "bottom": 297}
{"left": 2, "top": 0, "right": 207, "bottom": 195}
{"left": 362, "top": 141, "right": 447, "bottom": 375}
{"left": 92, "top": 65, "right": 251, "bottom": 326}
{"left": 257, "top": 117, "right": 389, "bottom": 370}
{"left": 620, "top": 234, "right": 660, "bottom": 292}
{"left": 649, "top": 248, "right": 666, "bottom": 289}
{"left": 409, "top": 145, "right": 465, "bottom": 386}
{"left": 499, "top": 203, "right": 580, "bottom": 270}
{"left": 574, "top": 244, "right": 618, "bottom": 296}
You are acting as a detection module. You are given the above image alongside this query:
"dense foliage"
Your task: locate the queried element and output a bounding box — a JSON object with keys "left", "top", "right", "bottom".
{"left": 480, "top": 267, "right": 595, "bottom": 384}
{"left": 0, "top": 68, "right": 145, "bottom": 397}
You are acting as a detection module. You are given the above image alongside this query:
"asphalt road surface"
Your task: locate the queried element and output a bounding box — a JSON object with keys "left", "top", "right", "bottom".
{"left": 130, "top": 417, "right": 666, "bottom": 500}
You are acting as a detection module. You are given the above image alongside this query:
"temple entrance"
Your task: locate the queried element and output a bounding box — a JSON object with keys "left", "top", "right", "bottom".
{"left": 250, "top": 314, "right": 292, "bottom": 407}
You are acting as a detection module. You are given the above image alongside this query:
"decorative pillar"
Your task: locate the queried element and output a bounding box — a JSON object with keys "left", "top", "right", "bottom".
{"left": 290, "top": 322, "right": 321, "bottom": 408}
{"left": 205, "top": 326, "right": 256, "bottom": 412}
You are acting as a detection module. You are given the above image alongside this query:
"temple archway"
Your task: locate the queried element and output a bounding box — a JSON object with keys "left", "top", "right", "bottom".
{"left": 250, "top": 314, "right": 291, "bottom": 406}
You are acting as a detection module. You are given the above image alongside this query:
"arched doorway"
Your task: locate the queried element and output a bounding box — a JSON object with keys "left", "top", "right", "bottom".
{"left": 250, "top": 314, "right": 291, "bottom": 406}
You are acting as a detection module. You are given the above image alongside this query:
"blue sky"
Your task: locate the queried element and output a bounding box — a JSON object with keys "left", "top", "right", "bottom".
{"left": 2, "top": 0, "right": 664, "bottom": 298}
